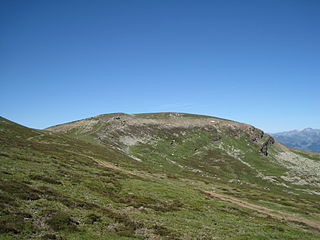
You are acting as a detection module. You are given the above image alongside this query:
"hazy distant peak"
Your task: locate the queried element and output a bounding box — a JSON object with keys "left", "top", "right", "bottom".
{"left": 272, "top": 128, "right": 320, "bottom": 152}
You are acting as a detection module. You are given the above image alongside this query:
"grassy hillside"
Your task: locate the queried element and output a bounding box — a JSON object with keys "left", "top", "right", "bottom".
{"left": 1, "top": 114, "right": 320, "bottom": 239}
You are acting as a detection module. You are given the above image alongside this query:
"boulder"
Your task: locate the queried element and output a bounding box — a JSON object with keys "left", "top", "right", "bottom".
{"left": 212, "top": 136, "right": 221, "bottom": 141}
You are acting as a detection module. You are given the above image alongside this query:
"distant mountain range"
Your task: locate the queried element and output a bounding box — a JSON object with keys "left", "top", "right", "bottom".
{"left": 272, "top": 128, "right": 320, "bottom": 152}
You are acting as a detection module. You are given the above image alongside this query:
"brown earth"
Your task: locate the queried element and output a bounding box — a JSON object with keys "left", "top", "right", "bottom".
{"left": 203, "top": 190, "right": 320, "bottom": 230}
{"left": 65, "top": 150, "right": 143, "bottom": 177}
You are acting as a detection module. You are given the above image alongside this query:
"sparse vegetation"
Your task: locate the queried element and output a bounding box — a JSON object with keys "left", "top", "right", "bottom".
{"left": 1, "top": 114, "right": 320, "bottom": 239}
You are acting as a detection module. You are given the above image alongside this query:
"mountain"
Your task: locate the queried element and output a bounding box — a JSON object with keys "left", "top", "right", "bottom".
{"left": 1, "top": 113, "right": 320, "bottom": 240}
{"left": 272, "top": 128, "right": 320, "bottom": 152}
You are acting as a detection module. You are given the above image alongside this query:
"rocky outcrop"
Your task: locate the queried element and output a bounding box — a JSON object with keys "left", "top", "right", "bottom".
{"left": 227, "top": 128, "right": 243, "bottom": 137}
{"left": 251, "top": 131, "right": 264, "bottom": 142}
{"left": 248, "top": 127, "right": 264, "bottom": 142}
{"left": 260, "top": 137, "right": 275, "bottom": 156}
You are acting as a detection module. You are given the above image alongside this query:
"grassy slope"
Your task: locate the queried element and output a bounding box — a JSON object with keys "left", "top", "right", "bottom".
{"left": 128, "top": 126, "right": 320, "bottom": 220}
{"left": 48, "top": 112, "right": 320, "bottom": 219}
{"left": 49, "top": 112, "right": 320, "bottom": 193}
{"left": 1, "top": 116, "right": 320, "bottom": 239}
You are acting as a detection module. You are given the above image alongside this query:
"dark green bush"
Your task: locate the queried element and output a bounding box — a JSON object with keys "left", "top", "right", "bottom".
{"left": 46, "top": 212, "right": 78, "bottom": 231}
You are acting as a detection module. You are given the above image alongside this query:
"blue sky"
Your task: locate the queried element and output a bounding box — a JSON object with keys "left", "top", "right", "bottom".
{"left": 1, "top": 0, "right": 319, "bottom": 132}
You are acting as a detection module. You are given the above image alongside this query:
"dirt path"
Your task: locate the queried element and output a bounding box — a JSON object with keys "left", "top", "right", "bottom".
{"left": 65, "top": 150, "right": 142, "bottom": 177}
{"left": 94, "top": 159, "right": 142, "bottom": 177}
{"left": 203, "top": 190, "right": 320, "bottom": 230}
{"left": 27, "top": 133, "right": 45, "bottom": 141}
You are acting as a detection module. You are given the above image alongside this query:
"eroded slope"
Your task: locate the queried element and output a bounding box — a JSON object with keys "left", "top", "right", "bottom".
{"left": 1, "top": 115, "right": 320, "bottom": 239}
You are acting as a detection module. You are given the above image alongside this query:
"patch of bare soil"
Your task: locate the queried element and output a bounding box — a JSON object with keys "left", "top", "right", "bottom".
{"left": 65, "top": 150, "right": 142, "bottom": 177}
{"left": 203, "top": 190, "right": 320, "bottom": 230}
{"left": 95, "top": 159, "right": 142, "bottom": 177}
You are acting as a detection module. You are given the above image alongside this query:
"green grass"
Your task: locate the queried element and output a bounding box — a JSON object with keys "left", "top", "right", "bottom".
{"left": 1, "top": 116, "right": 320, "bottom": 239}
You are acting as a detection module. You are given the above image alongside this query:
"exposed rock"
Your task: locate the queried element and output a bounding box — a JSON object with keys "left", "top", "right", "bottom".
{"left": 247, "top": 127, "right": 264, "bottom": 142}
{"left": 227, "top": 128, "right": 242, "bottom": 137}
{"left": 250, "top": 130, "right": 264, "bottom": 142}
{"left": 260, "top": 145, "right": 269, "bottom": 156}
{"left": 212, "top": 136, "right": 221, "bottom": 141}
{"left": 260, "top": 137, "right": 275, "bottom": 156}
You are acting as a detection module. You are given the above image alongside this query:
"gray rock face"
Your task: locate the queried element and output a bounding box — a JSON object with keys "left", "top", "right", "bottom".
{"left": 251, "top": 131, "right": 264, "bottom": 142}
{"left": 260, "top": 137, "right": 275, "bottom": 156}
{"left": 247, "top": 127, "right": 264, "bottom": 142}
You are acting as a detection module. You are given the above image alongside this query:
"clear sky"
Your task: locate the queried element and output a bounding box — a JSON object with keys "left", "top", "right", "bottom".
{"left": 1, "top": 0, "right": 319, "bottom": 132}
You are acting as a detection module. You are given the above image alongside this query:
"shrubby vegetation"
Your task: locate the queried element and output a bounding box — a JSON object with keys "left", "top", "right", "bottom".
{"left": 1, "top": 114, "right": 320, "bottom": 239}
